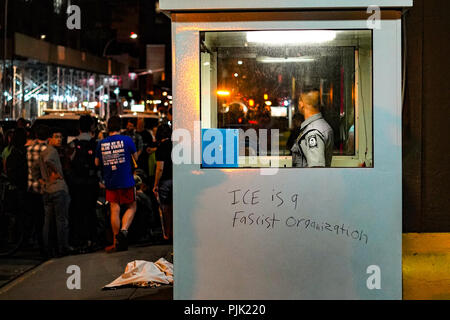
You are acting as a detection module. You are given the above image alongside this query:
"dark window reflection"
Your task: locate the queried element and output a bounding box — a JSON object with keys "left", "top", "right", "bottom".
{"left": 201, "top": 30, "right": 372, "bottom": 162}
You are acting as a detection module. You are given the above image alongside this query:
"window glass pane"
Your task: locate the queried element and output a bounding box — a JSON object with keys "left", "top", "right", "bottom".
{"left": 200, "top": 30, "right": 373, "bottom": 168}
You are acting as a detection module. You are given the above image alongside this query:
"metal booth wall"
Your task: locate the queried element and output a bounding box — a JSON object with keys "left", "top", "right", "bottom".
{"left": 171, "top": 13, "right": 403, "bottom": 299}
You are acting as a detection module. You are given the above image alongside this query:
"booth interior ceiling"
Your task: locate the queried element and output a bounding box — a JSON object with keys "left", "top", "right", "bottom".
{"left": 160, "top": 0, "right": 413, "bottom": 11}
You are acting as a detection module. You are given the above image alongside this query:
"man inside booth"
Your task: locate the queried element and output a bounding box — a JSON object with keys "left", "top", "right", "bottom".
{"left": 291, "top": 87, "right": 334, "bottom": 168}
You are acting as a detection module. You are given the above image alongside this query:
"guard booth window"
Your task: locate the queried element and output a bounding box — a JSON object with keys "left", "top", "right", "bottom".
{"left": 200, "top": 30, "right": 373, "bottom": 168}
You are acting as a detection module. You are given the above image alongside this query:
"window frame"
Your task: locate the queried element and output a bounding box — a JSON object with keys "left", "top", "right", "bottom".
{"left": 199, "top": 28, "right": 374, "bottom": 169}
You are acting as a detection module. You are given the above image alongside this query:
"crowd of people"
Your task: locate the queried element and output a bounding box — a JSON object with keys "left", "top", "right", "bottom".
{"left": 0, "top": 113, "right": 173, "bottom": 259}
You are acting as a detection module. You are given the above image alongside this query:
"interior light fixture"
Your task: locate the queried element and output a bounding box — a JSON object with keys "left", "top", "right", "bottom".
{"left": 247, "top": 30, "right": 337, "bottom": 45}
{"left": 217, "top": 90, "right": 230, "bottom": 96}
{"left": 257, "top": 56, "right": 315, "bottom": 64}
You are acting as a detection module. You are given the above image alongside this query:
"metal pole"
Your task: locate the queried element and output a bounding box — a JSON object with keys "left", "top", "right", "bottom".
{"left": 61, "top": 68, "right": 65, "bottom": 109}
{"left": 47, "top": 65, "right": 51, "bottom": 112}
{"left": 103, "top": 39, "right": 115, "bottom": 57}
{"left": 2, "top": 0, "right": 8, "bottom": 118}
{"left": 87, "top": 73, "right": 90, "bottom": 103}
{"left": 57, "top": 67, "right": 60, "bottom": 109}
{"left": 21, "top": 67, "right": 25, "bottom": 118}
{"left": 80, "top": 71, "right": 84, "bottom": 108}
{"left": 100, "top": 79, "right": 105, "bottom": 118}
{"left": 107, "top": 78, "right": 110, "bottom": 120}
{"left": 12, "top": 64, "right": 16, "bottom": 119}
{"left": 70, "top": 69, "right": 73, "bottom": 109}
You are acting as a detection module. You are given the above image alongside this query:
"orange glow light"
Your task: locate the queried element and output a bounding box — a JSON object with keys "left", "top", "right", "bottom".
{"left": 249, "top": 99, "right": 255, "bottom": 107}
{"left": 217, "top": 90, "right": 230, "bottom": 96}
{"left": 263, "top": 94, "right": 268, "bottom": 100}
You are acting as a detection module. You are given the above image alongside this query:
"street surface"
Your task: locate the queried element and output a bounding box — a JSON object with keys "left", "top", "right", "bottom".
{"left": 0, "top": 248, "right": 44, "bottom": 288}
{"left": 0, "top": 244, "right": 173, "bottom": 300}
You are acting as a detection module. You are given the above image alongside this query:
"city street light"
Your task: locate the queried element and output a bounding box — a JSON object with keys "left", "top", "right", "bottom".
{"left": 130, "top": 32, "right": 138, "bottom": 39}
{"left": 103, "top": 38, "right": 115, "bottom": 57}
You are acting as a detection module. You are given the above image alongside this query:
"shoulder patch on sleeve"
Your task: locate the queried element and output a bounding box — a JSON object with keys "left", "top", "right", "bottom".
{"left": 307, "top": 135, "right": 318, "bottom": 148}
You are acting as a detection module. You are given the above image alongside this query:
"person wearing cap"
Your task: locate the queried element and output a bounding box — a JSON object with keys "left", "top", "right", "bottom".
{"left": 291, "top": 87, "right": 334, "bottom": 167}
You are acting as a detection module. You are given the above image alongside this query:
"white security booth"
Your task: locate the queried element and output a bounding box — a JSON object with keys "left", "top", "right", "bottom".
{"left": 161, "top": 0, "right": 413, "bottom": 299}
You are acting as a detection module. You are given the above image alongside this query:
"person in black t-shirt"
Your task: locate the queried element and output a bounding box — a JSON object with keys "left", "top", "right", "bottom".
{"left": 286, "top": 112, "right": 305, "bottom": 153}
{"left": 153, "top": 124, "right": 172, "bottom": 240}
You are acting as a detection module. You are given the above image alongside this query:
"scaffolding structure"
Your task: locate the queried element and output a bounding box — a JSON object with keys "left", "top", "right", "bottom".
{"left": 1, "top": 59, "right": 118, "bottom": 120}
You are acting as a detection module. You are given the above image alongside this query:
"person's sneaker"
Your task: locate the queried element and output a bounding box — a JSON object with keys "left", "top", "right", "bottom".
{"left": 88, "top": 241, "right": 102, "bottom": 253}
{"left": 105, "top": 245, "right": 117, "bottom": 253}
{"left": 58, "top": 246, "right": 77, "bottom": 257}
{"left": 115, "top": 230, "right": 128, "bottom": 251}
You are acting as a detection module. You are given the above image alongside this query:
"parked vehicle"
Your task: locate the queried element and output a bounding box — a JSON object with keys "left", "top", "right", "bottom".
{"left": 119, "top": 111, "right": 160, "bottom": 131}
{"left": 32, "top": 111, "right": 100, "bottom": 143}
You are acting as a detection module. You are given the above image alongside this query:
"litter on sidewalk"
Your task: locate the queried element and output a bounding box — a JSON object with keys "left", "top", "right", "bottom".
{"left": 103, "top": 258, "right": 173, "bottom": 289}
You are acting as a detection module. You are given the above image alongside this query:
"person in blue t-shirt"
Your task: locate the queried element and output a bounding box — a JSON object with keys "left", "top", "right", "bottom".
{"left": 95, "top": 116, "right": 138, "bottom": 253}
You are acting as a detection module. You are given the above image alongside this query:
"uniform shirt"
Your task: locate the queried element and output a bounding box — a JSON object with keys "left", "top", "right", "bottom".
{"left": 27, "top": 140, "right": 48, "bottom": 193}
{"left": 95, "top": 134, "right": 137, "bottom": 190}
{"left": 291, "top": 113, "right": 334, "bottom": 167}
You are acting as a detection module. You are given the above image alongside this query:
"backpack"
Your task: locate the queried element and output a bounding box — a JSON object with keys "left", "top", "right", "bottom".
{"left": 71, "top": 138, "right": 97, "bottom": 183}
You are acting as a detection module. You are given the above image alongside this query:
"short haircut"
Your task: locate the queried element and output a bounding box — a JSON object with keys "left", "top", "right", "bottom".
{"left": 35, "top": 124, "right": 50, "bottom": 141}
{"left": 50, "top": 127, "right": 64, "bottom": 137}
{"left": 107, "top": 116, "right": 121, "bottom": 133}
{"left": 12, "top": 128, "right": 27, "bottom": 148}
{"left": 300, "top": 86, "right": 320, "bottom": 109}
{"left": 79, "top": 115, "right": 93, "bottom": 133}
{"left": 156, "top": 123, "right": 172, "bottom": 142}
{"left": 17, "top": 118, "right": 27, "bottom": 128}
{"left": 26, "top": 127, "right": 35, "bottom": 140}
{"left": 5, "top": 129, "right": 14, "bottom": 141}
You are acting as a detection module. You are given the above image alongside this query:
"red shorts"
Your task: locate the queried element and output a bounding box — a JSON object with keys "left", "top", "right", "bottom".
{"left": 106, "top": 187, "right": 136, "bottom": 205}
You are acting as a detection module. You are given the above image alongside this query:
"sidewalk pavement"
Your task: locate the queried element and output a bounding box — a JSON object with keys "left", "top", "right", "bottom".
{"left": 0, "top": 244, "right": 173, "bottom": 300}
{"left": 1, "top": 233, "right": 450, "bottom": 300}
{"left": 0, "top": 248, "right": 43, "bottom": 288}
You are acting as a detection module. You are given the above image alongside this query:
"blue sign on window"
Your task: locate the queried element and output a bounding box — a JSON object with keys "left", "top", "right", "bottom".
{"left": 202, "top": 129, "right": 239, "bottom": 168}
